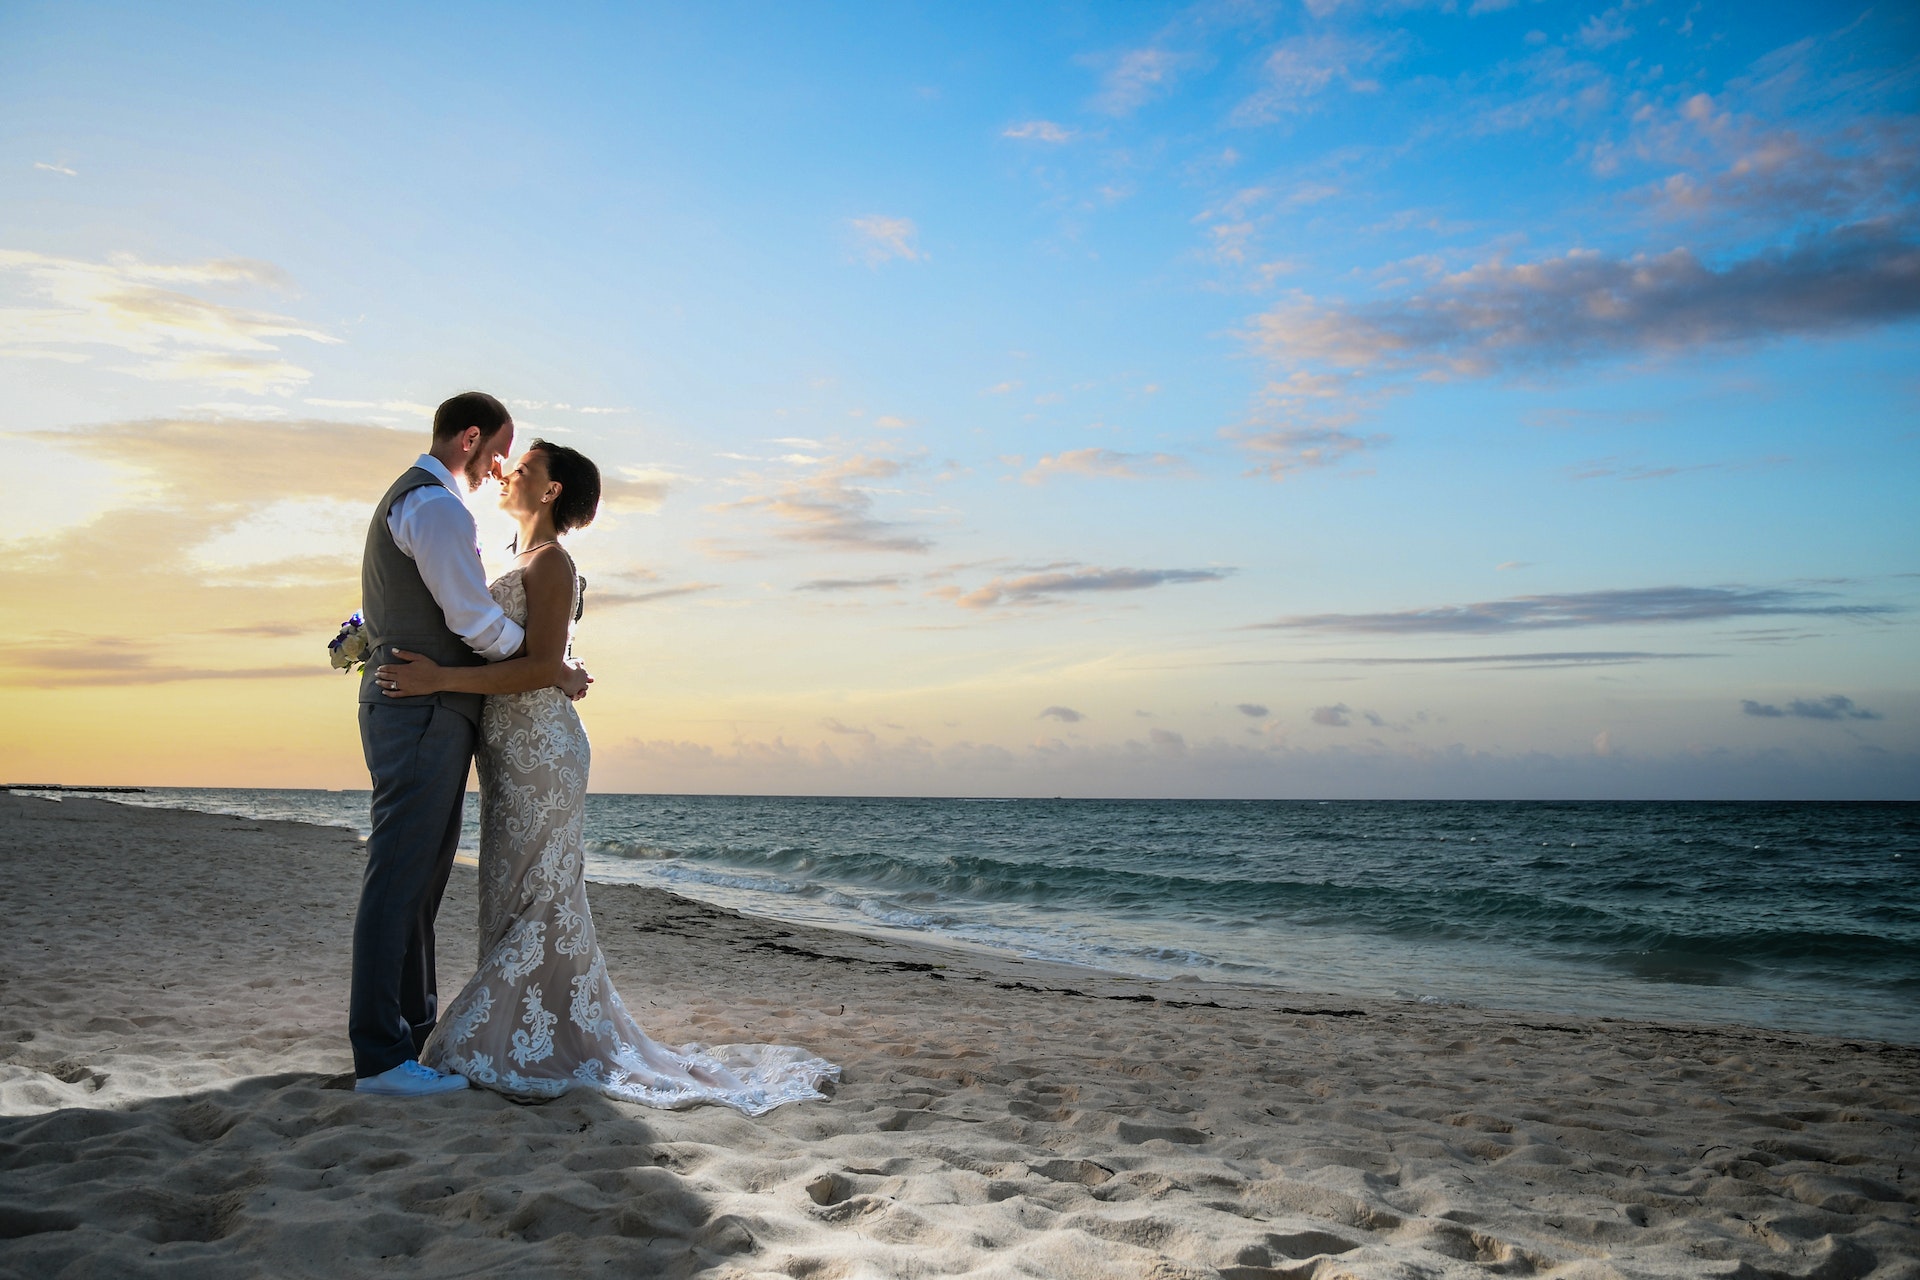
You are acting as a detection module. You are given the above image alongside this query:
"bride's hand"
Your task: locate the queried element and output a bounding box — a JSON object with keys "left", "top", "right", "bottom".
{"left": 376, "top": 649, "right": 444, "bottom": 697}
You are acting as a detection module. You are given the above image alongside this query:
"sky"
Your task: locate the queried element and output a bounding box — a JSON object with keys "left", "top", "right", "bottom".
{"left": 1, "top": 0, "right": 1915, "bottom": 798}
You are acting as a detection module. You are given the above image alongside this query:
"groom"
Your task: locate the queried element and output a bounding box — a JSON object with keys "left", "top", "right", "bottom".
{"left": 350, "top": 391, "right": 586, "bottom": 1097}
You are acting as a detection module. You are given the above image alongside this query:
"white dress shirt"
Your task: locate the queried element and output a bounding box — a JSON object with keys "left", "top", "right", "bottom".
{"left": 387, "top": 454, "right": 525, "bottom": 663}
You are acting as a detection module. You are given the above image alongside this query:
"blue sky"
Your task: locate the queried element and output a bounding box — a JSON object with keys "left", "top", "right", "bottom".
{"left": 1, "top": 1, "right": 1915, "bottom": 797}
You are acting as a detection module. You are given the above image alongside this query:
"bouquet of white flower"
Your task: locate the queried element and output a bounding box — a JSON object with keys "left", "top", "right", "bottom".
{"left": 328, "top": 612, "right": 371, "bottom": 672}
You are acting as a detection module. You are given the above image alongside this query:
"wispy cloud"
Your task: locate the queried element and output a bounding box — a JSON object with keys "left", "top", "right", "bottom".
{"left": 1249, "top": 225, "right": 1920, "bottom": 382}
{"left": 1221, "top": 369, "right": 1384, "bottom": 480}
{"left": 0, "top": 250, "right": 338, "bottom": 393}
{"left": 1, "top": 515, "right": 361, "bottom": 686}
{"left": 1039, "top": 705, "right": 1085, "bottom": 722}
{"left": 1311, "top": 703, "right": 1352, "bottom": 727}
{"left": 1236, "top": 703, "right": 1269, "bottom": 718}
{"left": 1003, "top": 120, "right": 1076, "bottom": 143}
{"left": 588, "top": 582, "right": 717, "bottom": 608}
{"left": 937, "top": 565, "right": 1229, "bottom": 610}
{"left": 0, "top": 414, "right": 436, "bottom": 691}
{"left": 188, "top": 501, "right": 366, "bottom": 582}
{"left": 28, "top": 416, "right": 420, "bottom": 509}
{"left": 33, "top": 162, "right": 77, "bottom": 177}
{"left": 795, "top": 575, "right": 907, "bottom": 592}
{"left": 1095, "top": 47, "right": 1187, "bottom": 115}
{"left": 507, "top": 399, "right": 632, "bottom": 415}
{"left": 1578, "top": 7, "right": 1634, "bottom": 50}
{"left": 1637, "top": 100, "right": 1919, "bottom": 232}
{"left": 1253, "top": 586, "right": 1891, "bottom": 634}
{"left": 0, "top": 636, "right": 320, "bottom": 687}
{"left": 600, "top": 467, "right": 673, "bottom": 514}
{"left": 1251, "top": 42, "right": 1915, "bottom": 405}
{"left": 1229, "top": 425, "right": 1375, "bottom": 481}
{"left": 1567, "top": 454, "right": 1790, "bottom": 482}
{"left": 1742, "top": 695, "right": 1883, "bottom": 721}
{"left": 1311, "top": 650, "right": 1717, "bottom": 668}
{"left": 303, "top": 396, "right": 434, "bottom": 418}
{"left": 850, "top": 216, "right": 924, "bottom": 265}
{"left": 1471, "top": 28, "right": 1630, "bottom": 127}
{"left": 210, "top": 622, "right": 306, "bottom": 638}
{"left": 1021, "top": 447, "right": 1186, "bottom": 484}
{"left": 722, "top": 455, "right": 930, "bottom": 553}
{"left": 1232, "top": 33, "right": 1391, "bottom": 126}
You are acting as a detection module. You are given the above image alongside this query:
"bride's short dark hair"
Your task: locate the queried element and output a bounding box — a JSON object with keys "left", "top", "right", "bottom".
{"left": 530, "top": 439, "right": 601, "bottom": 533}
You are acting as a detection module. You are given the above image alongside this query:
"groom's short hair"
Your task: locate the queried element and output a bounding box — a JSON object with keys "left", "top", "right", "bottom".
{"left": 431, "top": 391, "right": 512, "bottom": 444}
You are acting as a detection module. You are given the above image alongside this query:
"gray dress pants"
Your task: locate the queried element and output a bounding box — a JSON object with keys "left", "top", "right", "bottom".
{"left": 350, "top": 700, "right": 477, "bottom": 1079}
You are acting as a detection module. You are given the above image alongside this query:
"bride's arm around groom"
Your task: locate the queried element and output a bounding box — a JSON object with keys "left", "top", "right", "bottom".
{"left": 373, "top": 542, "right": 582, "bottom": 701}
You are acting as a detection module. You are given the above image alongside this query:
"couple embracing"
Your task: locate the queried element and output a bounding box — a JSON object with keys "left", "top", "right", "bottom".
{"left": 349, "top": 391, "right": 835, "bottom": 1114}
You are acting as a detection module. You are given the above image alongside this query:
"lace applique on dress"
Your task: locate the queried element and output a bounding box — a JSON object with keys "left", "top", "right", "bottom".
{"left": 421, "top": 559, "right": 838, "bottom": 1114}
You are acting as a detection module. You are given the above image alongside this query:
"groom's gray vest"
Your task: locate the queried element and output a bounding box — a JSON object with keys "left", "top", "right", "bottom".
{"left": 358, "top": 467, "right": 488, "bottom": 725}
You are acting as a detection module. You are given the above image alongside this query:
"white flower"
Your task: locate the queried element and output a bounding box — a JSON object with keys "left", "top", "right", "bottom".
{"left": 327, "top": 612, "right": 371, "bottom": 673}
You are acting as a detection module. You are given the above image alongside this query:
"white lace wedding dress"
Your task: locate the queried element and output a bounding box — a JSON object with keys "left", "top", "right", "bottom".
{"left": 420, "top": 555, "right": 839, "bottom": 1114}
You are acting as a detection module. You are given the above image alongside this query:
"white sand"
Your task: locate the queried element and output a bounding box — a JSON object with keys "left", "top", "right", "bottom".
{"left": 1, "top": 792, "right": 1915, "bottom": 1279}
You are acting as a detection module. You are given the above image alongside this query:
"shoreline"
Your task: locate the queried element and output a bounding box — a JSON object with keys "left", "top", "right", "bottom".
{"left": 33, "top": 784, "right": 1920, "bottom": 1047}
{"left": 3, "top": 792, "right": 1916, "bottom": 1278}
{"left": 46, "top": 787, "right": 1913, "bottom": 1054}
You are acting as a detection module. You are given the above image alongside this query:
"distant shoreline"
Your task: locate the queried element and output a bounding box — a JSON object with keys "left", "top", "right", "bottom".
{"left": 4, "top": 784, "right": 1918, "bottom": 804}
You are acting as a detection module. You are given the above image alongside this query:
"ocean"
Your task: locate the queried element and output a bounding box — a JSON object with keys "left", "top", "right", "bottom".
{"left": 36, "top": 788, "right": 1919, "bottom": 1044}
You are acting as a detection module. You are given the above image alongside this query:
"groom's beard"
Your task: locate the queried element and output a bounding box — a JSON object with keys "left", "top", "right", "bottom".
{"left": 462, "top": 451, "right": 495, "bottom": 492}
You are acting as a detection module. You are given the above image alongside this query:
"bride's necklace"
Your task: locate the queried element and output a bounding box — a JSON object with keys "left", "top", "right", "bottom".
{"left": 517, "top": 537, "right": 559, "bottom": 557}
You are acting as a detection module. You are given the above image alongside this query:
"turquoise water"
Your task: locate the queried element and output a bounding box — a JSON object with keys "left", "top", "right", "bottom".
{"left": 50, "top": 788, "right": 1919, "bottom": 1044}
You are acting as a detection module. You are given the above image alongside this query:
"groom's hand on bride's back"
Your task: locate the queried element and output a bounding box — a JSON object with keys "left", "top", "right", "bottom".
{"left": 559, "top": 662, "right": 593, "bottom": 701}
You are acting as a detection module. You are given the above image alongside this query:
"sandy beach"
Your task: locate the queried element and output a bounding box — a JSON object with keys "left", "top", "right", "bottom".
{"left": 1, "top": 792, "right": 1914, "bottom": 1279}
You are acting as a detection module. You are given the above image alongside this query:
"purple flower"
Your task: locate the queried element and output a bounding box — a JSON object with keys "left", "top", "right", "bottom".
{"left": 328, "top": 610, "right": 371, "bottom": 671}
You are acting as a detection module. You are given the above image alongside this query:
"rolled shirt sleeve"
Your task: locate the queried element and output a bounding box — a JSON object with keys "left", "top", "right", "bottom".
{"left": 387, "top": 461, "right": 525, "bottom": 662}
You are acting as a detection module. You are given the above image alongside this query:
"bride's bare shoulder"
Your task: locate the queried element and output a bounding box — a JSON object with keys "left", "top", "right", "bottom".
{"left": 519, "top": 542, "right": 576, "bottom": 603}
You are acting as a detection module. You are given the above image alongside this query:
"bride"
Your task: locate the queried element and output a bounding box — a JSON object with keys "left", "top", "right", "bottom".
{"left": 374, "top": 439, "right": 837, "bottom": 1114}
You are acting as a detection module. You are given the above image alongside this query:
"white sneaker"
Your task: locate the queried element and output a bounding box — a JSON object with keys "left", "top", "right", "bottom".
{"left": 354, "top": 1060, "right": 470, "bottom": 1097}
